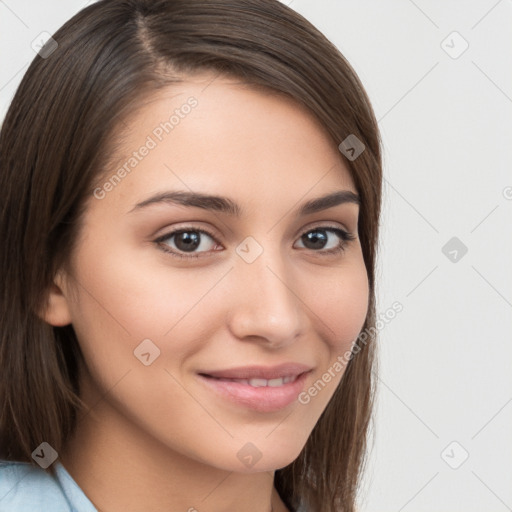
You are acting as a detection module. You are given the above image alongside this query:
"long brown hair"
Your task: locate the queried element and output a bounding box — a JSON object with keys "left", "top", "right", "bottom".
{"left": 0, "top": 1, "right": 382, "bottom": 510}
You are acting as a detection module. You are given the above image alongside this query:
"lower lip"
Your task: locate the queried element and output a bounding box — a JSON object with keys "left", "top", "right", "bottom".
{"left": 196, "top": 371, "right": 311, "bottom": 413}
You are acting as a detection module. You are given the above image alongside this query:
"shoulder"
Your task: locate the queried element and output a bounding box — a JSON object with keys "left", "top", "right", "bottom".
{"left": 0, "top": 460, "right": 73, "bottom": 511}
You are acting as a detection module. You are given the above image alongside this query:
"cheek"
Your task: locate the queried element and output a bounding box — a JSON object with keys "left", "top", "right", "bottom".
{"left": 305, "top": 257, "right": 369, "bottom": 355}
{"left": 65, "top": 236, "right": 228, "bottom": 378}
{"left": 290, "top": 258, "right": 368, "bottom": 424}
{"left": 68, "top": 231, "right": 200, "bottom": 333}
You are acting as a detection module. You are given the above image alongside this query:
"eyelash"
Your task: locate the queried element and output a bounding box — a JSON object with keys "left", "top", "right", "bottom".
{"left": 154, "top": 225, "right": 357, "bottom": 261}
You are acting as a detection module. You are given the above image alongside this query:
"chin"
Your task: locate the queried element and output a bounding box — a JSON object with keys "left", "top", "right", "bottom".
{"left": 217, "top": 441, "right": 306, "bottom": 474}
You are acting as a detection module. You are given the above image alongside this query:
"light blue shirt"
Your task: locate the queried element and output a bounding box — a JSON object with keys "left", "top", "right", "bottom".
{"left": 0, "top": 459, "right": 308, "bottom": 511}
{"left": 0, "top": 460, "right": 97, "bottom": 512}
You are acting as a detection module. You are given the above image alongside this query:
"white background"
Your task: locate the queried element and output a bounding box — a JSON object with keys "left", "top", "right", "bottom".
{"left": 1, "top": 1, "right": 511, "bottom": 511}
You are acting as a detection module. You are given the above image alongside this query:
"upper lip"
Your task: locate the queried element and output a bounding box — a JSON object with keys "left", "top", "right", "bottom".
{"left": 199, "top": 363, "right": 313, "bottom": 380}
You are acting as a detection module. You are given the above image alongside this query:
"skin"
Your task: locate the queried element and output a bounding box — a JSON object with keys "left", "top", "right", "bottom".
{"left": 41, "top": 73, "right": 369, "bottom": 512}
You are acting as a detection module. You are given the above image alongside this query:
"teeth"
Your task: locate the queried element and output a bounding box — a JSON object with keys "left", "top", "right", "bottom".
{"left": 249, "top": 378, "right": 269, "bottom": 387}
{"left": 267, "top": 377, "right": 287, "bottom": 387}
{"left": 216, "top": 375, "right": 298, "bottom": 387}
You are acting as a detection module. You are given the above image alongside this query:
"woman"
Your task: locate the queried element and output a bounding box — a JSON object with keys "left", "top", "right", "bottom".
{"left": 0, "top": 0, "right": 382, "bottom": 510}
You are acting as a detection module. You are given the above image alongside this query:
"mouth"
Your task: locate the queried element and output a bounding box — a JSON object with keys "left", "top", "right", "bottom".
{"left": 197, "top": 362, "right": 313, "bottom": 381}
{"left": 198, "top": 373, "right": 303, "bottom": 387}
{"left": 196, "top": 370, "right": 312, "bottom": 413}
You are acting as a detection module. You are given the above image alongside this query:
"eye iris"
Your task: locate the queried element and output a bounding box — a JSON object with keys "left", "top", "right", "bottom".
{"left": 303, "top": 230, "right": 327, "bottom": 250}
{"left": 175, "top": 231, "right": 201, "bottom": 252}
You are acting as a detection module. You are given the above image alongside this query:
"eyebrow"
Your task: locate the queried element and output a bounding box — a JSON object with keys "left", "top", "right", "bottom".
{"left": 128, "top": 189, "right": 360, "bottom": 216}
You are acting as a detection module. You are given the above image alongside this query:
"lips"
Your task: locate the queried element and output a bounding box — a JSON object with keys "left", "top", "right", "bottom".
{"left": 198, "top": 362, "right": 313, "bottom": 381}
{"left": 195, "top": 363, "right": 314, "bottom": 412}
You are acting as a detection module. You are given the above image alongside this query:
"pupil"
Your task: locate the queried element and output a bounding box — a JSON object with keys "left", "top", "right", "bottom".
{"left": 175, "top": 231, "right": 200, "bottom": 252}
{"left": 303, "top": 230, "right": 327, "bottom": 249}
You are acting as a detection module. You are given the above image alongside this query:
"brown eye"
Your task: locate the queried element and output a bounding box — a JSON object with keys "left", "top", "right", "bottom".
{"left": 154, "top": 227, "right": 220, "bottom": 259}
{"left": 295, "top": 227, "right": 356, "bottom": 255}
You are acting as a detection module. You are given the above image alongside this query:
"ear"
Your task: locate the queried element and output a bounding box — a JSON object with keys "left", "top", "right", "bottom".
{"left": 37, "top": 270, "right": 73, "bottom": 326}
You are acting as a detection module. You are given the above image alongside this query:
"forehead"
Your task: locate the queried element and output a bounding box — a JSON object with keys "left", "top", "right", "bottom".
{"left": 89, "top": 75, "right": 357, "bottom": 216}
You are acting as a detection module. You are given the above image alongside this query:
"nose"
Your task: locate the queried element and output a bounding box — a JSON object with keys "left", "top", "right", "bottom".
{"left": 225, "top": 245, "right": 306, "bottom": 348}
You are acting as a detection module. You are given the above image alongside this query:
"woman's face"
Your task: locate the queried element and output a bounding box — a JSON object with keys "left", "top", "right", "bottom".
{"left": 54, "top": 73, "right": 369, "bottom": 472}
